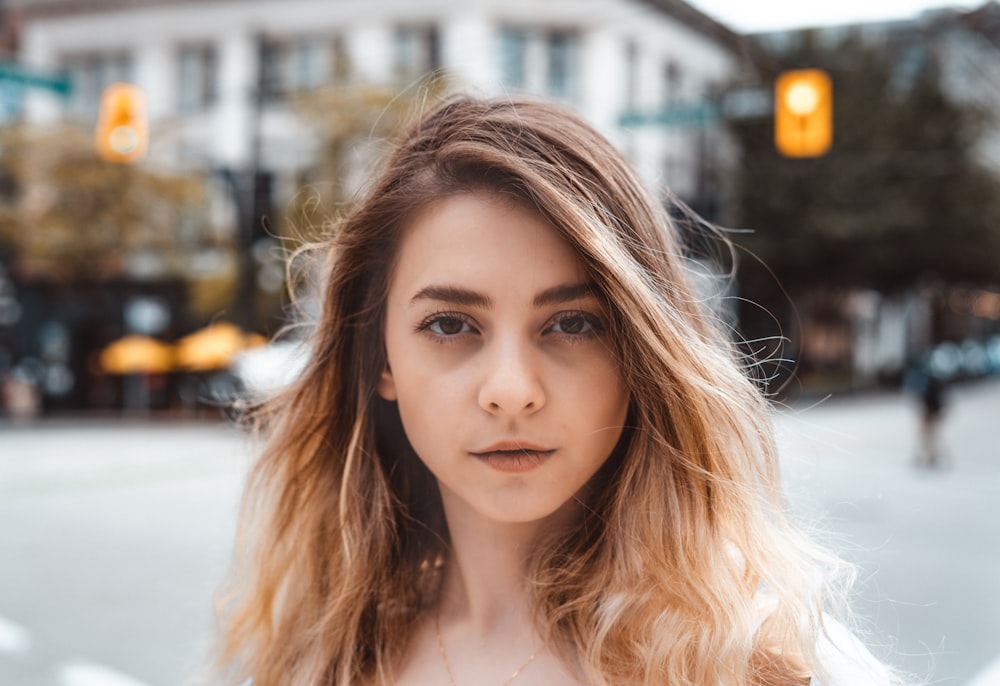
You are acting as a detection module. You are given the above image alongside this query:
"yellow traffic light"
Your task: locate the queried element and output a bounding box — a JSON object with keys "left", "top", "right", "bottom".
{"left": 96, "top": 82, "right": 148, "bottom": 163}
{"left": 774, "top": 69, "right": 832, "bottom": 158}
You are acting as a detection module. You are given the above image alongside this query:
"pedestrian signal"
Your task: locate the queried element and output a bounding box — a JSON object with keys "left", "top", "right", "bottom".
{"left": 96, "top": 82, "right": 148, "bottom": 163}
{"left": 774, "top": 69, "right": 832, "bottom": 158}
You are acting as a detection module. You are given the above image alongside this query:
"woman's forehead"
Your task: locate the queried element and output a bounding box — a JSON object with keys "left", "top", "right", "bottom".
{"left": 388, "top": 192, "right": 590, "bottom": 299}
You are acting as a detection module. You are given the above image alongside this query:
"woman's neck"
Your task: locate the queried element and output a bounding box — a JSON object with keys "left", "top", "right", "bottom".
{"left": 394, "top": 485, "right": 588, "bottom": 686}
{"left": 437, "top": 482, "right": 584, "bottom": 628}
{"left": 438, "top": 492, "right": 541, "bottom": 632}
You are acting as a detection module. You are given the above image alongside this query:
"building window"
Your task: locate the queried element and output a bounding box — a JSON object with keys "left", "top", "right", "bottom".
{"left": 292, "top": 38, "right": 326, "bottom": 91}
{"left": 498, "top": 26, "right": 528, "bottom": 89}
{"left": 178, "top": 44, "right": 216, "bottom": 113}
{"left": 394, "top": 25, "right": 440, "bottom": 82}
{"left": 495, "top": 26, "right": 580, "bottom": 102}
{"left": 330, "top": 34, "right": 350, "bottom": 83}
{"left": 63, "top": 52, "right": 132, "bottom": 121}
{"left": 259, "top": 34, "right": 346, "bottom": 101}
{"left": 625, "top": 41, "right": 639, "bottom": 109}
{"left": 259, "top": 38, "right": 287, "bottom": 102}
{"left": 663, "top": 60, "right": 681, "bottom": 105}
{"left": 546, "top": 30, "right": 579, "bottom": 101}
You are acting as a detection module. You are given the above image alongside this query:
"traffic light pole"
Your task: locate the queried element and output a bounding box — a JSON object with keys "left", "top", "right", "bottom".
{"left": 218, "top": 166, "right": 258, "bottom": 332}
{"left": 225, "top": 35, "right": 268, "bottom": 333}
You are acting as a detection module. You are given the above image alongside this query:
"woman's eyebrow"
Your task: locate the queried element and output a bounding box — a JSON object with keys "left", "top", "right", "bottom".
{"left": 410, "top": 285, "right": 493, "bottom": 308}
{"left": 409, "top": 282, "right": 595, "bottom": 309}
{"left": 532, "top": 283, "right": 595, "bottom": 307}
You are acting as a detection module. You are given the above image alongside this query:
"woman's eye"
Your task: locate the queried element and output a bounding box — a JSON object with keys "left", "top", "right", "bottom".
{"left": 548, "top": 312, "right": 602, "bottom": 337}
{"left": 432, "top": 317, "right": 469, "bottom": 335}
{"left": 419, "top": 314, "right": 475, "bottom": 337}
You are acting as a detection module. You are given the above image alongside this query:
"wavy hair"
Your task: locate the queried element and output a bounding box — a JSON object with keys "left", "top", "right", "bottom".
{"left": 215, "top": 95, "right": 853, "bottom": 686}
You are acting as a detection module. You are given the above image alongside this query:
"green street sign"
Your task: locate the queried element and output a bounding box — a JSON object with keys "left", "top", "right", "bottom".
{"left": 619, "top": 102, "right": 719, "bottom": 128}
{"left": 619, "top": 88, "right": 774, "bottom": 128}
{"left": 0, "top": 61, "right": 72, "bottom": 96}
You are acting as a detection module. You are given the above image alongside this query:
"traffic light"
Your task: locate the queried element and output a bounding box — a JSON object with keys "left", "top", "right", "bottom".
{"left": 96, "top": 82, "right": 148, "bottom": 163}
{"left": 774, "top": 69, "right": 832, "bottom": 158}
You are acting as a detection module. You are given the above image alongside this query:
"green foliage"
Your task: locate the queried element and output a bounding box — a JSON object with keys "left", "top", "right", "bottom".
{"left": 0, "top": 124, "right": 208, "bottom": 282}
{"left": 729, "top": 31, "right": 1000, "bottom": 297}
{"left": 285, "top": 75, "right": 451, "bottom": 244}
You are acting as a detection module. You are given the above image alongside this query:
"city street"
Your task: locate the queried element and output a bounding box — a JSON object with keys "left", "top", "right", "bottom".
{"left": 775, "top": 378, "right": 1000, "bottom": 686}
{"left": 1, "top": 378, "right": 998, "bottom": 686}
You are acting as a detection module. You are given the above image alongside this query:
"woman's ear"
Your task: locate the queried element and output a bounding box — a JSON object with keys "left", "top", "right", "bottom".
{"left": 376, "top": 364, "right": 397, "bottom": 401}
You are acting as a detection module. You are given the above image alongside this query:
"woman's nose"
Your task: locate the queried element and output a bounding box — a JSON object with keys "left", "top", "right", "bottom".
{"left": 477, "top": 338, "right": 545, "bottom": 416}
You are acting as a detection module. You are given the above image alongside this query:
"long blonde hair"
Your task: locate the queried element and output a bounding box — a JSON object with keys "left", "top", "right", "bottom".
{"left": 215, "top": 95, "right": 851, "bottom": 686}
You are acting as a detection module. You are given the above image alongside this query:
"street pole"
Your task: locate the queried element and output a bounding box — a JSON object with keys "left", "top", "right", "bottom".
{"left": 226, "top": 34, "right": 268, "bottom": 333}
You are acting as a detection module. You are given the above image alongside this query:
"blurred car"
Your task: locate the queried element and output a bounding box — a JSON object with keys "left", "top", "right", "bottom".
{"left": 230, "top": 339, "right": 311, "bottom": 399}
{"left": 927, "top": 338, "right": 999, "bottom": 381}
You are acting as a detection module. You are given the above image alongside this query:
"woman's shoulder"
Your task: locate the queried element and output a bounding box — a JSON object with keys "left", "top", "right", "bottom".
{"left": 812, "top": 617, "right": 899, "bottom": 686}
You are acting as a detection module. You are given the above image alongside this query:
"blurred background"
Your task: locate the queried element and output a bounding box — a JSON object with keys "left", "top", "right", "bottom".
{"left": 0, "top": 0, "right": 997, "bottom": 685}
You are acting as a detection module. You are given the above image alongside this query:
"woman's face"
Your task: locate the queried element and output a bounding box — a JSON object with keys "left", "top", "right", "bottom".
{"left": 378, "top": 192, "right": 629, "bottom": 526}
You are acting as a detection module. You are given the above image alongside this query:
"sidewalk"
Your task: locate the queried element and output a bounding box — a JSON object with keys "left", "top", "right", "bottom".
{"left": 774, "top": 376, "right": 1000, "bottom": 686}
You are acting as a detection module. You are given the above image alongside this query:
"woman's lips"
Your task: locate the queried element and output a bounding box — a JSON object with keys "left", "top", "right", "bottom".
{"left": 471, "top": 448, "right": 555, "bottom": 473}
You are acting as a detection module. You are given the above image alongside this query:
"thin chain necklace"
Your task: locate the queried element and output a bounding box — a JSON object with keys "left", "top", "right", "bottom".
{"left": 434, "top": 611, "right": 544, "bottom": 686}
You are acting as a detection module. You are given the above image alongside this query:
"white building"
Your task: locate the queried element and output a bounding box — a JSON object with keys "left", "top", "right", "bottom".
{"left": 11, "top": 0, "right": 754, "bottom": 222}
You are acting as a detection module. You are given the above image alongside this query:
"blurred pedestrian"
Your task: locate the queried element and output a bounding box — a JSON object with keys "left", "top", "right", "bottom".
{"left": 1, "top": 363, "right": 41, "bottom": 421}
{"left": 213, "top": 96, "right": 900, "bottom": 686}
{"left": 906, "top": 361, "right": 948, "bottom": 469}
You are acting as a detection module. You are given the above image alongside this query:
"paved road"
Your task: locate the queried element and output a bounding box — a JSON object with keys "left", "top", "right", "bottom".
{"left": 0, "top": 378, "right": 997, "bottom": 686}
{"left": 775, "top": 378, "right": 1000, "bottom": 685}
{"left": 0, "top": 420, "right": 248, "bottom": 686}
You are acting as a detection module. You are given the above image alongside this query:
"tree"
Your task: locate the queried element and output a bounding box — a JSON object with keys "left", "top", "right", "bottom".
{"left": 731, "top": 32, "right": 1000, "bottom": 295}
{"left": 286, "top": 75, "right": 451, "bottom": 243}
{"left": 726, "top": 30, "right": 1000, "bottom": 387}
{"left": 0, "top": 123, "right": 208, "bottom": 283}
{"left": 245, "top": 77, "right": 451, "bottom": 326}
{"left": 0, "top": 124, "right": 224, "bottom": 411}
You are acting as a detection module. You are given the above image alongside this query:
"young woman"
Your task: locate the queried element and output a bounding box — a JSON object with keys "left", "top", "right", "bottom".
{"left": 215, "top": 95, "right": 897, "bottom": 686}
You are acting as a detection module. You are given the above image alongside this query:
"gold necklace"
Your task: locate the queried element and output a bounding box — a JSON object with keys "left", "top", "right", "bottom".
{"left": 434, "top": 612, "right": 544, "bottom": 686}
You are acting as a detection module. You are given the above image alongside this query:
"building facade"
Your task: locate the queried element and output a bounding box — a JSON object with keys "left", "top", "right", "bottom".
{"left": 2, "top": 0, "right": 756, "bottom": 412}
{"left": 13, "top": 0, "right": 753, "bottom": 219}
